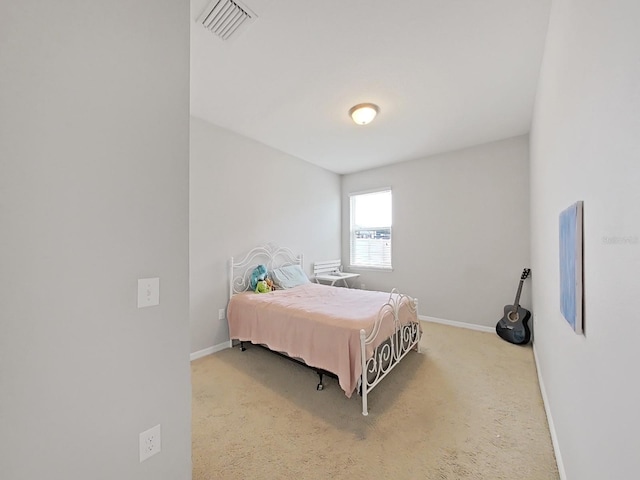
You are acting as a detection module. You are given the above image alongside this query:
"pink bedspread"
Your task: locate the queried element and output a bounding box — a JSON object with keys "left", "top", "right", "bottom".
{"left": 227, "top": 283, "right": 417, "bottom": 397}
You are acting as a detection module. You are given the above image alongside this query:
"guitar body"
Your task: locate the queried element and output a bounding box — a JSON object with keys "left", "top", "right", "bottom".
{"left": 496, "top": 304, "right": 531, "bottom": 345}
{"left": 496, "top": 268, "right": 532, "bottom": 345}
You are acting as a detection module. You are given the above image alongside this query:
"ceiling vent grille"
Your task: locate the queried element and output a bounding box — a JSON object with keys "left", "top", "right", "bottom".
{"left": 197, "top": 0, "right": 257, "bottom": 41}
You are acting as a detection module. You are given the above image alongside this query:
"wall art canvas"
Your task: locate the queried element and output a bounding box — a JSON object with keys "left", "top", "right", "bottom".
{"left": 559, "top": 201, "right": 584, "bottom": 334}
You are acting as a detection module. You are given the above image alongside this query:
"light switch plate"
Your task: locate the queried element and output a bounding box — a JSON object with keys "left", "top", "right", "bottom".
{"left": 138, "top": 278, "right": 160, "bottom": 308}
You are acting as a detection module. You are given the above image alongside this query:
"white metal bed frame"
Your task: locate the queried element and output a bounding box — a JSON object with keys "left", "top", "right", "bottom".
{"left": 228, "top": 243, "right": 421, "bottom": 416}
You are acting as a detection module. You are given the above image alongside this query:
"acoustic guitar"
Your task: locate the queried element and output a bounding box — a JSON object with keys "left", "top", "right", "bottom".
{"left": 496, "top": 268, "right": 531, "bottom": 345}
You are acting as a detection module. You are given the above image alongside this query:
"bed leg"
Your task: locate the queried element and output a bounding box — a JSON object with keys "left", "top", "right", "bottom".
{"left": 360, "top": 328, "right": 368, "bottom": 416}
{"left": 240, "top": 341, "right": 246, "bottom": 352}
{"left": 316, "top": 371, "right": 324, "bottom": 391}
{"left": 362, "top": 387, "right": 368, "bottom": 416}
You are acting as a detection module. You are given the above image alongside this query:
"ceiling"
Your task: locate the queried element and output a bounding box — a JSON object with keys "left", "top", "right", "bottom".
{"left": 190, "top": 0, "right": 551, "bottom": 175}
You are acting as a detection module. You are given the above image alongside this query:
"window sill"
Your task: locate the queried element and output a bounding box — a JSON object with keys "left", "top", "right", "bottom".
{"left": 348, "top": 266, "right": 393, "bottom": 273}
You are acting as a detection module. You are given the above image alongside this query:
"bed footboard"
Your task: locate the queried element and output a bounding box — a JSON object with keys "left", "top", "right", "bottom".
{"left": 360, "top": 289, "right": 421, "bottom": 416}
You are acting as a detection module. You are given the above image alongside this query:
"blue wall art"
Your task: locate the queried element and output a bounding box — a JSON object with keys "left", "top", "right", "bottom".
{"left": 559, "top": 201, "right": 584, "bottom": 334}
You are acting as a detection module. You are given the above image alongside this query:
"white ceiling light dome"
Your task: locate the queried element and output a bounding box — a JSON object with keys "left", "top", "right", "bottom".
{"left": 349, "top": 103, "right": 379, "bottom": 125}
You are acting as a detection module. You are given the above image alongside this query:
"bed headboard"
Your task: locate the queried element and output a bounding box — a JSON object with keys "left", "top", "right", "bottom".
{"left": 229, "top": 243, "right": 303, "bottom": 299}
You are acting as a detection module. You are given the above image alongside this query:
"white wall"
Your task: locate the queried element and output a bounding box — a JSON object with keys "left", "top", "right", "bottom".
{"left": 189, "top": 117, "right": 341, "bottom": 353}
{"left": 341, "top": 136, "right": 530, "bottom": 328}
{"left": 0, "top": 1, "right": 191, "bottom": 479}
{"left": 530, "top": 0, "right": 640, "bottom": 478}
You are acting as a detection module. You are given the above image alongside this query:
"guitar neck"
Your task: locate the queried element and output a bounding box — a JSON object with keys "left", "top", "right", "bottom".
{"left": 513, "top": 280, "right": 524, "bottom": 309}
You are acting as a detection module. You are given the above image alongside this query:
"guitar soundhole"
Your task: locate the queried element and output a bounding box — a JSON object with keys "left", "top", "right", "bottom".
{"left": 508, "top": 311, "right": 519, "bottom": 322}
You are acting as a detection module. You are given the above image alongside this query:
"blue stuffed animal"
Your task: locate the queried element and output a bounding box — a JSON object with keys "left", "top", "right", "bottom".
{"left": 250, "top": 264, "right": 268, "bottom": 291}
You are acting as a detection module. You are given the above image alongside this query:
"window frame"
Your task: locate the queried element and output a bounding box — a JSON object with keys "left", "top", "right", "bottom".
{"left": 349, "top": 188, "right": 393, "bottom": 271}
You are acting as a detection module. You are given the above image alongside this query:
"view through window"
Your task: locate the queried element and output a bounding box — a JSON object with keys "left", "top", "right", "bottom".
{"left": 349, "top": 189, "right": 392, "bottom": 269}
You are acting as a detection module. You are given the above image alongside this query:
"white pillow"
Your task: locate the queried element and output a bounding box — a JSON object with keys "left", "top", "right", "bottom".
{"left": 270, "top": 264, "right": 310, "bottom": 289}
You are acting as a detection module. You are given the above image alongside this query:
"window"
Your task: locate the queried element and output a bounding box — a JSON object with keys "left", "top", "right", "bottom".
{"left": 349, "top": 189, "right": 392, "bottom": 269}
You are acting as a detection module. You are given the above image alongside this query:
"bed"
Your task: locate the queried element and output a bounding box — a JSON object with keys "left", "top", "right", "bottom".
{"left": 227, "top": 243, "right": 422, "bottom": 416}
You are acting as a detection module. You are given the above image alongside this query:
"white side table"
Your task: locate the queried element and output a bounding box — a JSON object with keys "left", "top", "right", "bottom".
{"left": 315, "top": 272, "right": 360, "bottom": 288}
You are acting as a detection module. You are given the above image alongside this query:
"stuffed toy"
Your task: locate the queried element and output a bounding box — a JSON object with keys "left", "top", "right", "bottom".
{"left": 250, "top": 264, "right": 268, "bottom": 291}
{"left": 266, "top": 277, "right": 275, "bottom": 291}
{"left": 255, "top": 279, "right": 271, "bottom": 293}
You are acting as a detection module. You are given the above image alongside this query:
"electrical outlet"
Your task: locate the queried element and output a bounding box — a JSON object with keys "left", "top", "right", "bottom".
{"left": 218, "top": 308, "right": 226, "bottom": 320}
{"left": 139, "top": 424, "right": 161, "bottom": 462}
{"left": 361, "top": 283, "right": 366, "bottom": 290}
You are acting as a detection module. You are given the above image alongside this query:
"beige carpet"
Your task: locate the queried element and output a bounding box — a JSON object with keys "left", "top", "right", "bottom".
{"left": 192, "top": 322, "right": 559, "bottom": 479}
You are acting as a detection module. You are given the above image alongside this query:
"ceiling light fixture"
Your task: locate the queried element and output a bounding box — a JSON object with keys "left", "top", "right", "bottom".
{"left": 348, "top": 103, "right": 379, "bottom": 125}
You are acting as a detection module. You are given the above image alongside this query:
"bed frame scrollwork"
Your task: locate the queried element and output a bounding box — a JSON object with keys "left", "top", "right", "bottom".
{"left": 229, "top": 242, "right": 303, "bottom": 299}
{"left": 360, "top": 289, "right": 421, "bottom": 415}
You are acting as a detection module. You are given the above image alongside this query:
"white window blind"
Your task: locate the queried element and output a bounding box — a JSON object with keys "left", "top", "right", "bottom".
{"left": 349, "top": 189, "right": 392, "bottom": 269}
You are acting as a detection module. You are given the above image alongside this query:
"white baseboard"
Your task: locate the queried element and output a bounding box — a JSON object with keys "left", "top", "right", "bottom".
{"left": 190, "top": 342, "right": 229, "bottom": 361}
{"left": 419, "top": 315, "right": 495, "bottom": 333}
{"left": 533, "top": 344, "right": 567, "bottom": 480}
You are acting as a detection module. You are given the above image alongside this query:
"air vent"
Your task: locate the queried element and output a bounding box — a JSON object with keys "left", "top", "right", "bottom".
{"left": 198, "top": 0, "right": 257, "bottom": 41}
